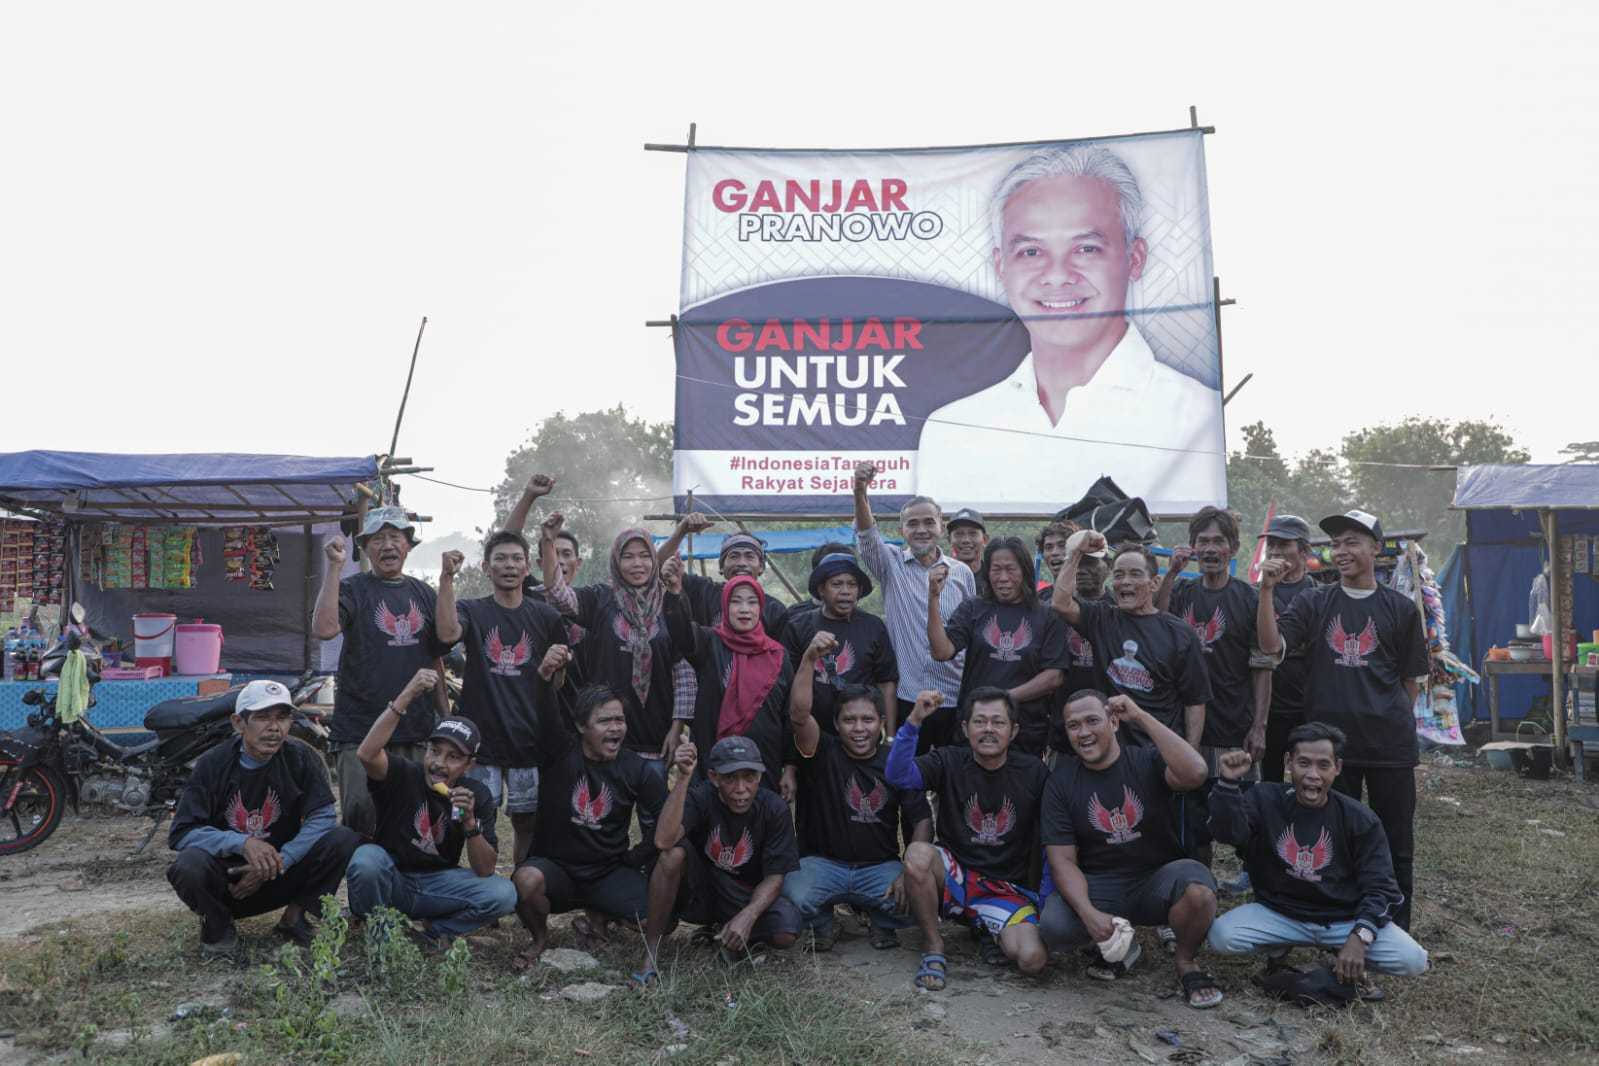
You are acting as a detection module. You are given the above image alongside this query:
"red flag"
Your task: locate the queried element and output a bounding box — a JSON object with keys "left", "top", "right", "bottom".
{"left": 1248, "top": 502, "right": 1277, "bottom": 585}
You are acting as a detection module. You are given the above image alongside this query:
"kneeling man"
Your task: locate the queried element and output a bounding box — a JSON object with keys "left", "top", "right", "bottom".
{"left": 168, "top": 680, "right": 361, "bottom": 958}
{"left": 1040, "top": 691, "right": 1222, "bottom": 1009}
{"left": 635, "top": 737, "right": 801, "bottom": 987}
{"left": 886, "top": 687, "right": 1051, "bottom": 989}
{"left": 1207, "top": 724, "right": 1428, "bottom": 983}
{"left": 513, "top": 685, "right": 669, "bottom": 966}
{"left": 346, "top": 673, "right": 518, "bottom": 946}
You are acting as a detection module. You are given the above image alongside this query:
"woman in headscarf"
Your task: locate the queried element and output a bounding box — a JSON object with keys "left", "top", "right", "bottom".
{"left": 926, "top": 535, "right": 1068, "bottom": 757}
{"left": 664, "top": 568, "right": 794, "bottom": 794}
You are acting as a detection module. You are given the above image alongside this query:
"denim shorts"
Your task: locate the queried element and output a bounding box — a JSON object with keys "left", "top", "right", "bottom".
{"left": 466, "top": 764, "right": 540, "bottom": 815}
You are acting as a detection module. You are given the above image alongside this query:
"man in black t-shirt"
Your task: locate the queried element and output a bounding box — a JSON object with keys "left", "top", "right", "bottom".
{"left": 783, "top": 551, "right": 898, "bottom": 734}
{"left": 784, "top": 674, "right": 931, "bottom": 951}
{"left": 435, "top": 530, "right": 573, "bottom": 864}
{"left": 1208, "top": 724, "right": 1429, "bottom": 981}
{"left": 886, "top": 688, "right": 1051, "bottom": 989}
{"left": 634, "top": 737, "right": 802, "bottom": 985}
{"left": 312, "top": 509, "right": 450, "bottom": 836}
{"left": 346, "top": 707, "right": 518, "bottom": 946}
{"left": 167, "top": 681, "right": 362, "bottom": 958}
{"left": 1258, "top": 510, "right": 1430, "bottom": 931}
{"left": 1040, "top": 691, "right": 1221, "bottom": 1008}
{"left": 513, "top": 686, "right": 668, "bottom": 966}
{"left": 1248, "top": 516, "right": 1319, "bottom": 783}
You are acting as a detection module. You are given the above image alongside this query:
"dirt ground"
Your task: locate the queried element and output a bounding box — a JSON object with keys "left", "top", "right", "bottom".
{"left": 0, "top": 813, "right": 183, "bottom": 938}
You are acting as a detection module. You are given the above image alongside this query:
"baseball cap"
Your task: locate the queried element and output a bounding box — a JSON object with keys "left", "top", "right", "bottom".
{"left": 718, "top": 532, "right": 767, "bottom": 562}
{"left": 1319, "top": 510, "right": 1383, "bottom": 543}
{"left": 235, "top": 679, "right": 294, "bottom": 717}
{"left": 429, "top": 717, "right": 481, "bottom": 757}
{"left": 947, "top": 508, "right": 986, "bottom": 532}
{"left": 1260, "top": 514, "right": 1312, "bottom": 542}
{"left": 707, "top": 735, "right": 765, "bottom": 775}
{"left": 358, "top": 506, "right": 420, "bottom": 546}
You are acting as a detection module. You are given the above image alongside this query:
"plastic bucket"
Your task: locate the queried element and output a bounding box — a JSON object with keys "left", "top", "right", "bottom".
{"left": 174, "top": 621, "right": 223, "bottom": 676}
{"left": 133, "top": 612, "right": 177, "bottom": 673}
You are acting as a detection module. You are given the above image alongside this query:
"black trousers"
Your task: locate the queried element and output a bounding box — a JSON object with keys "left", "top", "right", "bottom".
{"left": 1332, "top": 765, "right": 1416, "bottom": 931}
{"left": 167, "top": 827, "right": 362, "bottom": 942}
{"left": 1261, "top": 712, "right": 1304, "bottom": 784}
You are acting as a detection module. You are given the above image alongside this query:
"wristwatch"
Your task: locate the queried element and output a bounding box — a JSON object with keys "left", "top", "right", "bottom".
{"left": 464, "top": 825, "right": 483, "bottom": 839}
{"left": 1354, "top": 925, "right": 1376, "bottom": 946}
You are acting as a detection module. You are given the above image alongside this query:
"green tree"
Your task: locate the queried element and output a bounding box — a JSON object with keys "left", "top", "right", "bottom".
{"left": 1224, "top": 422, "right": 1350, "bottom": 548}
{"left": 1560, "top": 440, "right": 1599, "bottom": 464}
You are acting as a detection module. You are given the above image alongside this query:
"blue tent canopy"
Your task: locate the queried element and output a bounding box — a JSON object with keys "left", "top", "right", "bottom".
{"left": 654, "top": 525, "right": 888, "bottom": 561}
{"left": 0, "top": 450, "right": 380, "bottom": 525}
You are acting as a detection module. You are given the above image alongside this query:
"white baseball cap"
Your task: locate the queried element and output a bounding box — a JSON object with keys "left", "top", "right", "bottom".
{"left": 235, "top": 680, "right": 294, "bottom": 716}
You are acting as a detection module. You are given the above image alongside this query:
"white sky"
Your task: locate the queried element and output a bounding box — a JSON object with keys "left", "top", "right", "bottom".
{"left": 4, "top": 2, "right": 1594, "bottom": 539}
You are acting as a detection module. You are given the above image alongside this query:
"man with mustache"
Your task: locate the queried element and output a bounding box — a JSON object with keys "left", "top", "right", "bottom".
{"left": 1208, "top": 725, "right": 1429, "bottom": 986}
{"left": 312, "top": 508, "right": 449, "bottom": 836}
{"left": 1249, "top": 516, "right": 1320, "bottom": 784}
{"left": 853, "top": 461, "right": 975, "bottom": 747}
{"left": 916, "top": 143, "right": 1223, "bottom": 511}
{"left": 781, "top": 550, "right": 897, "bottom": 735}
{"left": 656, "top": 518, "right": 792, "bottom": 639}
{"left": 1256, "top": 511, "right": 1429, "bottom": 930}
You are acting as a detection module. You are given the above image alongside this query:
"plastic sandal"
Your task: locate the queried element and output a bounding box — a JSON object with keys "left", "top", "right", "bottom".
{"left": 915, "top": 953, "right": 948, "bottom": 991}
{"left": 1180, "top": 969, "right": 1224, "bottom": 1009}
{"left": 627, "top": 969, "right": 658, "bottom": 991}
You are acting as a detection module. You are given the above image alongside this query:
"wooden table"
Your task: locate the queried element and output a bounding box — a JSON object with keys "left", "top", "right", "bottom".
{"left": 1483, "top": 661, "right": 1599, "bottom": 777}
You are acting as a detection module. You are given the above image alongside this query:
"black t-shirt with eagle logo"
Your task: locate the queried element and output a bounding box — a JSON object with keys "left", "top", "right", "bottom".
{"left": 333, "top": 573, "right": 448, "bottom": 745}
{"left": 368, "top": 756, "right": 499, "bottom": 873}
{"left": 780, "top": 607, "right": 898, "bottom": 735}
{"left": 1274, "top": 584, "right": 1430, "bottom": 767}
{"left": 795, "top": 732, "right": 931, "bottom": 864}
{"left": 1209, "top": 780, "right": 1403, "bottom": 928}
{"left": 680, "top": 781, "right": 800, "bottom": 912}
{"left": 534, "top": 742, "right": 668, "bottom": 880}
{"left": 1040, "top": 744, "right": 1183, "bottom": 877}
{"left": 569, "top": 585, "right": 682, "bottom": 754}
{"left": 1168, "top": 576, "right": 1261, "bottom": 748}
{"left": 1075, "top": 600, "right": 1212, "bottom": 739}
{"left": 169, "top": 736, "right": 334, "bottom": 853}
{"left": 913, "top": 746, "right": 1049, "bottom": 886}
{"left": 943, "top": 599, "right": 1070, "bottom": 756}
{"left": 453, "top": 595, "right": 567, "bottom": 768}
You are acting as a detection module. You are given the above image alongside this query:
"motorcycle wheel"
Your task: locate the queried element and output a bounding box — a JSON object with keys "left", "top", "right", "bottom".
{"left": 0, "top": 764, "right": 66, "bottom": 855}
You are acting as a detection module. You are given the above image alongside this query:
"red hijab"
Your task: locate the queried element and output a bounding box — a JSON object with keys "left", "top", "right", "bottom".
{"left": 713, "top": 575, "right": 786, "bottom": 739}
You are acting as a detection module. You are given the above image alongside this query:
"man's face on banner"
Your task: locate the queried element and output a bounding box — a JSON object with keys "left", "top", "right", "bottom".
{"left": 993, "top": 174, "right": 1147, "bottom": 358}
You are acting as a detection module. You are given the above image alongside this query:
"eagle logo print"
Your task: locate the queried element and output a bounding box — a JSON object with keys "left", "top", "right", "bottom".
{"left": 226, "top": 789, "right": 281, "bottom": 840}
{"left": 1067, "top": 626, "right": 1094, "bottom": 667}
{"left": 1183, "top": 605, "right": 1226, "bottom": 650}
{"left": 411, "top": 801, "right": 449, "bottom": 856}
{"left": 1087, "top": 786, "right": 1145, "bottom": 845}
{"left": 374, "top": 599, "right": 426, "bottom": 647}
{"left": 963, "top": 794, "right": 1016, "bottom": 846}
{"left": 981, "top": 616, "right": 1033, "bottom": 663}
{"left": 814, "top": 639, "right": 856, "bottom": 685}
{"left": 485, "top": 626, "right": 533, "bottom": 677}
{"left": 1276, "top": 825, "right": 1334, "bottom": 882}
{"left": 845, "top": 775, "right": 887, "bottom": 824}
{"left": 705, "top": 826, "right": 754, "bottom": 873}
{"left": 570, "top": 777, "right": 614, "bottom": 830}
{"left": 1107, "top": 640, "right": 1154, "bottom": 692}
{"left": 1326, "top": 616, "right": 1378, "bottom": 668}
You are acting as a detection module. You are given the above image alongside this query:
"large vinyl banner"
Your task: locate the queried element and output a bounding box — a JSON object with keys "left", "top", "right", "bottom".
{"left": 672, "top": 130, "right": 1225, "bottom": 515}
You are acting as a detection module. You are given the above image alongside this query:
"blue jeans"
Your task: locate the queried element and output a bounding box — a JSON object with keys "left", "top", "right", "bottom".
{"left": 1207, "top": 901, "right": 1429, "bottom": 976}
{"left": 781, "top": 856, "right": 911, "bottom": 933}
{"left": 346, "top": 844, "right": 518, "bottom": 938}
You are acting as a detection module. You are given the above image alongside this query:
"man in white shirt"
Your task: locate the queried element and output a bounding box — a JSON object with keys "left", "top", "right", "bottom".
{"left": 915, "top": 144, "right": 1224, "bottom": 513}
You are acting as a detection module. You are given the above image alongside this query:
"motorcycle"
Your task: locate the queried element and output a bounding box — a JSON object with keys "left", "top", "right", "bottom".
{"left": 0, "top": 617, "right": 332, "bottom": 856}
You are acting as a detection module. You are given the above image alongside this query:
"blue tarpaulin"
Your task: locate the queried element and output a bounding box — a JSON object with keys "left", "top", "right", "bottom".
{"left": 1442, "top": 465, "right": 1599, "bottom": 724}
{"left": 0, "top": 450, "right": 379, "bottom": 524}
{"left": 655, "top": 525, "right": 887, "bottom": 561}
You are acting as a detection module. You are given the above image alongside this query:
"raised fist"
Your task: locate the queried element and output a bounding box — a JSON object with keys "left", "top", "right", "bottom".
{"left": 804, "top": 631, "right": 839, "bottom": 662}
{"left": 539, "top": 644, "right": 572, "bottom": 680}
{"left": 1169, "top": 545, "right": 1193, "bottom": 572}
{"left": 674, "top": 740, "right": 699, "bottom": 776}
{"left": 852, "top": 461, "right": 878, "bottom": 491}
{"left": 1218, "top": 749, "right": 1254, "bottom": 782}
{"left": 909, "top": 690, "right": 944, "bottom": 726}
{"left": 1074, "top": 531, "right": 1108, "bottom": 557}
{"left": 678, "top": 511, "right": 714, "bottom": 535}
{"left": 1258, "top": 558, "right": 1288, "bottom": 588}
{"left": 526, "top": 473, "right": 557, "bottom": 498}
{"left": 440, "top": 550, "right": 465, "bottom": 578}
{"left": 927, "top": 563, "right": 950, "bottom": 598}
{"left": 324, "top": 535, "right": 348, "bottom": 566}
{"left": 660, "top": 555, "right": 684, "bottom": 594}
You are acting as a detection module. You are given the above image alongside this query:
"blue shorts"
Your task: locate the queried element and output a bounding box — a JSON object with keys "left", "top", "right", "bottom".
{"left": 466, "top": 764, "right": 540, "bottom": 815}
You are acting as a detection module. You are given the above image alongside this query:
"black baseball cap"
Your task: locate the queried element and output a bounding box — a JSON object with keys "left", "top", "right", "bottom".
{"left": 708, "top": 736, "right": 765, "bottom": 775}
{"left": 1319, "top": 510, "right": 1383, "bottom": 543}
{"left": 429, "top": 717, "right": 481, "bottom": 757}
{"left": 1260, "top": 515, "right": 1312, "bottom": 542}
{"left": 947, "top": 508, "right": 986, "bottom": 532}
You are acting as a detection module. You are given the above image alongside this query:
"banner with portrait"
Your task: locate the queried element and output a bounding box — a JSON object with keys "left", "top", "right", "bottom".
{"left": 671, "top": 129, "right": 1225, "bottom": 516}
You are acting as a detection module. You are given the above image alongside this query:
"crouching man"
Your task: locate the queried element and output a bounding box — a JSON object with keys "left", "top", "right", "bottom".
{"left": 634, "top": 737, "right": 802, "bottom": 988}
{"left": 1206, "top": 724, "right": 1429, "bottom": 984}
{"left": 167, "top": 680, "right": 361, "bottom": 959}
{"left": 346, "top": 671, "right": 518, "bottom": 947}
{"left": 513, "top": 685, "right": 668, "bottom": 968}
{"left": 1040, "top": 691, "right": 1222, "bottom": 1009}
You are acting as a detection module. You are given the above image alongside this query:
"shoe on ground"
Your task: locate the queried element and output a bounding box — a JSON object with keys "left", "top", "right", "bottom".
{"left": 275, "top": 915, "right": 316, "bottom": 949}
{"left": 199, "top": 926, "right": 241, "bottom": 961}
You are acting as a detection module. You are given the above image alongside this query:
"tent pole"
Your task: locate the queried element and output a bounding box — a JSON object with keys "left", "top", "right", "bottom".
{"left": 1545, "top": 509, "right": 1569, "bottom": 768}
{"left": 303, "top": 523, "right": 314, "bottom": 675}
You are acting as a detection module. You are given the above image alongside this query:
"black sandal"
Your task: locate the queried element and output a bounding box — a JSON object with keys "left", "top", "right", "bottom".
{"left": 1180, "top": 969, "right": 1224, "bottom": 1009}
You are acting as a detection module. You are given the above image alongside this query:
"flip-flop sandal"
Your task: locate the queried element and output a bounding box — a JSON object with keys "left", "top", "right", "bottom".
{"left": 626, "top": 968, "right": 658, "bottom": 991}
{"left": 914, "top": 953, "right": 948, "bottom": 991}
{"left": 1180, "top": 969, "right": 1224, "bottom": 1010}
{"left": 1085, "top": 941, "right": 1142, "bottom": 981}
{"left": 870, "top": 927, "right": 899, "bottom": 950}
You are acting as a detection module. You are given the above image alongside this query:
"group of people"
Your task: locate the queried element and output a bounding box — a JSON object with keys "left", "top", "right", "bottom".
{"left": 163, "top": 462, "right": 1430, "bottom": 1008}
